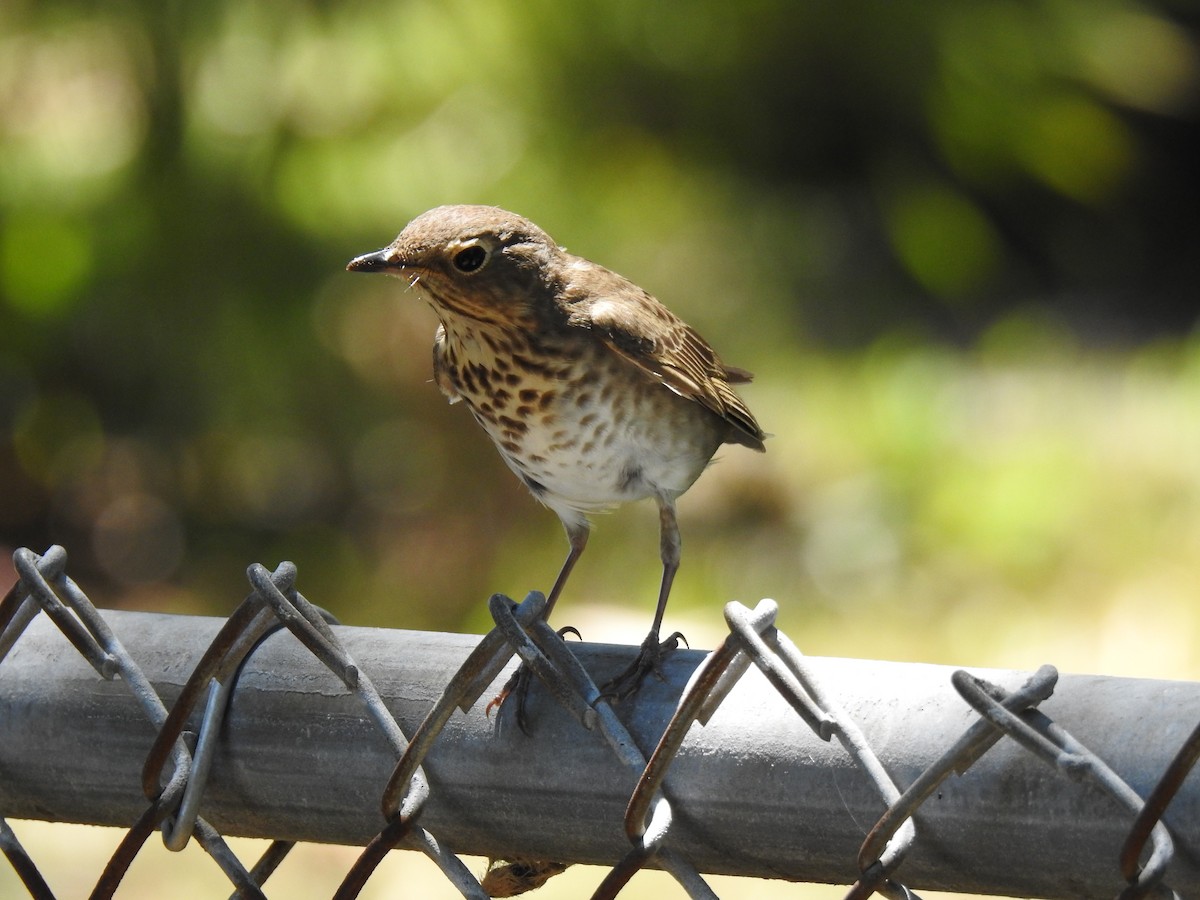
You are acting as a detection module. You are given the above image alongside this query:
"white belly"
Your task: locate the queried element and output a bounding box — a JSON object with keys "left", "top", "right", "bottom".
{"left": 468, "top": 355, "right": 720, "bottom": 521}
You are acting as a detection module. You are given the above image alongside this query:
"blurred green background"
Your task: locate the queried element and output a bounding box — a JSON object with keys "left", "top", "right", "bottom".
{"left": 2, "top": 0, "right": 1199, "bottom": 668}
{"left": 2, "top": 1, "right": 1200, "bottom": 898}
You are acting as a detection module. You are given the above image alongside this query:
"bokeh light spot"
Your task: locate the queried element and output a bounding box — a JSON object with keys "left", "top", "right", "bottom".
{"left": 93, "top": 492, "right": 186, "bottom": 585}
{"left": 0, "top": 213, "right": 93, "bottom": 317}
{"left": 885, "top": 183, "right": 1000, "bottom": 299}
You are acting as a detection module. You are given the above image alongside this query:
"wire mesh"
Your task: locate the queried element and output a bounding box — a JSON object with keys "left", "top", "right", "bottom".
{"left": 1, "top": 544, "right": 1198, "bottom": 898}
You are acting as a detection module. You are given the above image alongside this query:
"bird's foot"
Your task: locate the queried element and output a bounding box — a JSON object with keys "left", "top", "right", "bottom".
{"left": 485, "top": 625, "right": 582, "bottom": 735}
{"left": 485, "top": 663, "right": 533, "bottom": 734}
{"left": 600, "top": 630, "right": 686, "bottom": 701}
{"left": 482, "top": 857, "right": 570, "bottom": 897}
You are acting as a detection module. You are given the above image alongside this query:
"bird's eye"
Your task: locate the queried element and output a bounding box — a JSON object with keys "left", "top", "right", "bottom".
{"left": 453, "top": 245, "right": 488, "bottom": 273}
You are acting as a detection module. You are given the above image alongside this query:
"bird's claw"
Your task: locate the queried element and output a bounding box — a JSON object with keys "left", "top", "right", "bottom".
{"left": 485, "top": 624, "right": 584, "bottom": 734}
{"left": 600, "top": 631, "right": 685, "bottom": 701}
{"left": 483, "top": 687, "right": 508, "bottom": 720}
{"left": 486, "top": 663, "right": 534, "bottom": 734}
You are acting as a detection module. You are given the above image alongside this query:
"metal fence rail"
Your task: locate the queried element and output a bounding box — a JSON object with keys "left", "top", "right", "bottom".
{"left": 1, "top": 545, "right": 1198, "bottom": 899}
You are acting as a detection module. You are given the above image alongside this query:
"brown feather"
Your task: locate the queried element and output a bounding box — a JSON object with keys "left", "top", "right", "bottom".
{"left": 560, "top": 262, "right": 766, "bottom": 452}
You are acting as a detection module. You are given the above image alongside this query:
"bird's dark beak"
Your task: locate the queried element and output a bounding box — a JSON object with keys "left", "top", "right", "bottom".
{"left": 346, "top": 248, "right": 402, "bottom": 273}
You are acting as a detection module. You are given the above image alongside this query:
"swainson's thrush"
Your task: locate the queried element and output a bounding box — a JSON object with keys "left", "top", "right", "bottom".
{"left": 348, "top": 205, "right": 765, "bottom": 700}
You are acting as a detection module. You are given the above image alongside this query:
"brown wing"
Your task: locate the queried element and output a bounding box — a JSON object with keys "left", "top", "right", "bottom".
{"left": 563, "top": 269, "right": 765, "bottom": 451}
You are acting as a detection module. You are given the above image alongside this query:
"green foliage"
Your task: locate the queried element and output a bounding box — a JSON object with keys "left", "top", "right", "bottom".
{"left": 0, "top": 1, "right": 1197, "bottom": 680}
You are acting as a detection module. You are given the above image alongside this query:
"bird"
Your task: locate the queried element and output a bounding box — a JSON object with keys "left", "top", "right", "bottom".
{"left": 347, "top": 205, "right": 765, "bottom": 706}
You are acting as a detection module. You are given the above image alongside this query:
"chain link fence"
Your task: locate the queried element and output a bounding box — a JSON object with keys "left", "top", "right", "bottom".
{"left": 1, "top": 544, "right": 1198, "bottom": 898}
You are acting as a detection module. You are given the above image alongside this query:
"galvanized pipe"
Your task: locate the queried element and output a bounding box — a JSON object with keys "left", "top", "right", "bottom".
{"left": 1, "top": 609, "right": 1198, "bottom": 898}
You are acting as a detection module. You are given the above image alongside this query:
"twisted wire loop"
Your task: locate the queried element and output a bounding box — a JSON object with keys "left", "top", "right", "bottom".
{"left": 951, "top": 671, "right": 1181, "bottom": 900}
{"left": 112, "top": 561, "right": 315, "bottom": 899}
{"left": 0, "top": 546, "right": 114, "bottom": 676}
{"left": 721, "top": 602, "right": 919, "bottom": 900}
{"left": 0, "top": 548, "right": 75, "bottom": 900}
{"left": 1120, "top": 722, "right": 1200, "bottom": 887}
{"left": 595, "top": 602, "right": 777, "bottom": 900}
{"left": 517, "top": 605, "right": 717, "bottom": 900}
{"left": 330, "top": 593, "right": 557, "bottom": 900}
{"left": 849, "top": 664, "right": 1058, "bottom": 899}
{"left": 512, "top": 595, "right": 719, "bottom": 899}
{"left": 611, "top": 599, "right": 918, "bottom": 900}
{"left": 4, "top": 541, "right": 1200, "bottom": 899}
{"left": 137, "top": 561, "right": 483, "bottom": 900}
{"left": 342, "top": 589, "right": 718, "bottom": 900}
{"left": 720, "top": 601, "right": 918, "bottom": 899}
{"left": 0, "top": 547, "right": 261, "bottom": 899}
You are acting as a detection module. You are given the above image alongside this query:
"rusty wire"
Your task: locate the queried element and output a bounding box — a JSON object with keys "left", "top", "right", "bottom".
{"left": 953, "top": 671, "right": 1179, "bottom": 900}
{"left": 0, "top": 818, "right": 52, "bottom": 900}
{"left": 1120, "top": 721, "right": 1200, "bottom": 886}
{"left": 344, "top": 590, "right": 715, "bottom": 899}
{"left": 851, "top": 664, "right": 1058, "bottom": 898}
{"left": 2, "top": 544, "right": 1198, "bottom": 898}
{"left": 0, "top": 546, "right": 272, "bottom": 899}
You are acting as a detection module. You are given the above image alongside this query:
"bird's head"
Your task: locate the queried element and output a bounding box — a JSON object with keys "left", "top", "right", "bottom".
{"left": 347, "top": 205, "right": 564, "bottom": 326}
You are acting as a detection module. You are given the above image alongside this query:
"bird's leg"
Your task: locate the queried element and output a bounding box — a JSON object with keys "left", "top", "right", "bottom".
{"left": 650, "top": 497, "right": 681, "bottom": 638}
{"left": 602, "top": 497, "right": 685, "bottom": 700}
{"left": 543, "top": 520, "right": 589, "bottom": 621}
{"left": 487, "top": 520, "right": 590, "bottom": 731}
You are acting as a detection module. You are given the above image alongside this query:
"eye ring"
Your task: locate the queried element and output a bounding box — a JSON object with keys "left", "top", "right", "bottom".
{"left": 452, "top": 244, "right": 489, "bottom": 273}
